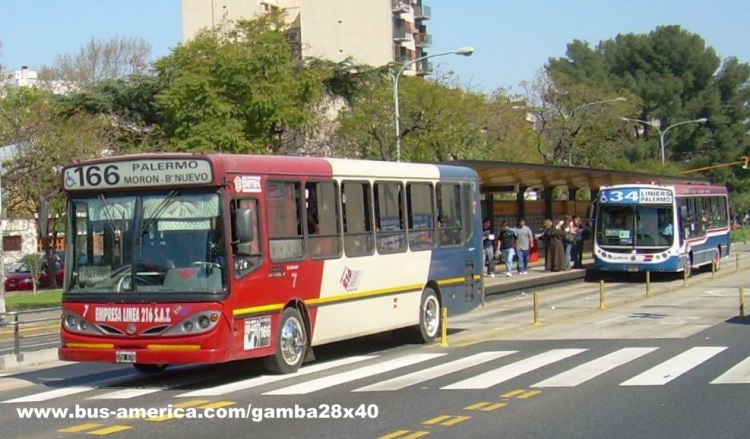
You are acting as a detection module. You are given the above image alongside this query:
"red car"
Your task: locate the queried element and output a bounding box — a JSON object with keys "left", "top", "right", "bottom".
{"left": 4, "top": 259, "right": 64, "bottom": 291}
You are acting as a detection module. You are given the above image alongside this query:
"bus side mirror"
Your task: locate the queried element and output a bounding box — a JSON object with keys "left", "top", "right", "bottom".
{"left": 235, "top": 208, "right": 254, "bottom": 244}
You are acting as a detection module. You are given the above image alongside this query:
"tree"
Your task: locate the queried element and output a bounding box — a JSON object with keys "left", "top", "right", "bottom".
{"left": 154, "top": 14, "right": 325, "bottom": 155}
{"left": 520, "top": 69, "right": 638, "bottom": 166}
{"left": 544, "top": 25, "right": 749, "bottom": 187}
{"left": 39, "top": 36, "right": 152, "bottom": 88}
{"left": 0, "top": 87, "right": 111, "bottom": 287}
{"left": 25, "top": 253, "right": 43, "bottom": 296}
{"left": 332, "top": 70, "right": 536, "bottom": 163}
{"left": 54, "top": 74, "right": 168, "bottom": 153}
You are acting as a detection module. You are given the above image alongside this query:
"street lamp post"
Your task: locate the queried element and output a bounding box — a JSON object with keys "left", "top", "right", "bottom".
{"left": 559, "top": 97, "right": 627, "bottom": 165}
{"left": 393, "top": 46, "right": 474, "bottom": 162}
{"left": 621, "top": 117, "right": 708, "bottom": 166}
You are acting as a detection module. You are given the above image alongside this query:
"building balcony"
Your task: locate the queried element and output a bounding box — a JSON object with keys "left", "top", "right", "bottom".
{"left": 416, "top": 59, "right": 433, "bottom": 75}
{"left": 393, "top": 28, "right": 413, "bottom": 42}
{"left": 414, "top": 4, "right": 431, "bottom": 19}
{"left": 392, "top": 0, "right": 411, "bottom": 13}
{"left": 415, "top": 33, "right": 432, "bottom": 48}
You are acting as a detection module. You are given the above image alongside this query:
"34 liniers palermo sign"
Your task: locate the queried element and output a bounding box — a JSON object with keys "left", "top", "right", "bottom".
{"left": 63, "top": 159, "right": 213, "bottom": 190}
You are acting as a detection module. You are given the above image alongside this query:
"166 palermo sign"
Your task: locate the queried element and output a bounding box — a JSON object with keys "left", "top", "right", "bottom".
{"left": 64, "top": 159, "right": 213, "bottom": 190}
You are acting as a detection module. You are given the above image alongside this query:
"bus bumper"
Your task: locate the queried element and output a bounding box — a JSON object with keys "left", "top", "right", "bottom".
{"left": 594, "top": 257, "right": 680, "bottom": 272}
{"left": 58, "top": 346, "right": 231, "bottom": 364}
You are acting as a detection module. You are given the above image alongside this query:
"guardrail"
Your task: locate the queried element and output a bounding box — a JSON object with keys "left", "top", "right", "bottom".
{"left": 0, "top": 307, "right": 61, "bottom": 356}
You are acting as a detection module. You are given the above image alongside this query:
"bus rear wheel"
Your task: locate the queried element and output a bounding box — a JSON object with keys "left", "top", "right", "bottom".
{"left": 133, "top": 363, "right": 168, "bottom": 374}
{"left": 263, "top": 307, "right": 307, "bottom": 374}
{"left": 405, "top": 287, "right": 441, "bottom": 344}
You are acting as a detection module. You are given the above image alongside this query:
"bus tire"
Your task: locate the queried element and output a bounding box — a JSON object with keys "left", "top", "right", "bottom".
{"left": 408, "top": 287, "right": 441, "bottom": 344}
{"left": 262, "top": 307, "right": 307, "bottom": 375}
{"left": 133, "top": 363, "right": 168, "bottom": 374}
{"left": 714, "top": 248, "right": 721, "bottom": 272}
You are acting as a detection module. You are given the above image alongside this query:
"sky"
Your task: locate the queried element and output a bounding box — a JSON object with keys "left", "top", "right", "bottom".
{"left": 1, "top": 0, "right": 749, "bottom": 94}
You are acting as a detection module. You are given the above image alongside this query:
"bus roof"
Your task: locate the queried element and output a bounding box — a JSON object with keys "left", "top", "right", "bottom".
{"left": 60, "top": 153, "right": 478, "bottom": 192}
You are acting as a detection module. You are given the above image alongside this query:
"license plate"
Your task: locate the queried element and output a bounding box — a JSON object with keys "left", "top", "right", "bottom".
{"left": 115, "top": 351, "right": 136, "bottom": 363}
{"left": 626, "top": 266, "right": 639, "bottom": 272}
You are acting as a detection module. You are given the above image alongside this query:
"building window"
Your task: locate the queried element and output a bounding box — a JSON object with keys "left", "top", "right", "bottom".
{"left": 2, "top": 236, "right": 22, "bottom": 252}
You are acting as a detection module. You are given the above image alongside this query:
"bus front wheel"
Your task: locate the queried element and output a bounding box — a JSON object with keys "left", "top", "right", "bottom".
{"left": 263, "top": 307, "right": 307, "bottom": 374}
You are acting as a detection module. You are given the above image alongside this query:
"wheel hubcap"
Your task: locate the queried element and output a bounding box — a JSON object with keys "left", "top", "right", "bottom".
{"left": 280, "top": 317, "right": 304, "bottom": 365}
{"left": 423, "top": 297, "right": 439, "bottom": 337}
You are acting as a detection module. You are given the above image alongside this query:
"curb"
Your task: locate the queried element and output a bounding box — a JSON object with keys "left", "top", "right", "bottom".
{"left": 0, "top": 348, "right": 60, "bottom": 371}
{"left": 0, "top": 323, "right": 60, "bottom": 340}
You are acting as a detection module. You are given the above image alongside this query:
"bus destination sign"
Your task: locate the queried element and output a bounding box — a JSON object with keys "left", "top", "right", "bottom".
{"left": 599, "top": 188, "right": 674, "bottom": 204}
{"left": 63, "top": 159, "right": 213, "bottom": 190}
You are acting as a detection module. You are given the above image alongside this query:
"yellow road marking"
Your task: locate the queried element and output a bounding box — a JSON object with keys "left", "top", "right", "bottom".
{"left": 516, "top": 390, "right": 542, "bottom": 399}
{"left": 87, "top": 426, "right": 133, "bottom": 435}
{"left": 481, "top": 402, "right": 507, "bottom": 411}
{"left": 441, "top": 415, "right": 470, "bottom": 426}
{"left": 464, "top": 402, "right": 491, "bottom": 410}
{"left": 145, "top": 399, "right": 213, "bottom": 421}
{"left": 173, "top": 399, "right": 211, "bottom": 408}
{"left": 501, "top": 390, "right": 526, "bottom": 398}
{"left": 198, "top": 401, "right": 236, "bottom": 410}
{"left": 423, "top": 415, "right": 453, "bottom": 425}
{"left": 58, "top": 423, "right": 102, "bottom": 432}
{"left": 378, "top": 431, "right": 412, "bottom": 439}
{"left": 378, "top": 430, "right": 429, "bottom": 439}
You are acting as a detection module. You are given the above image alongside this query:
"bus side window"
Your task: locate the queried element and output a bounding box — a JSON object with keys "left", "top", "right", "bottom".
{"left": 406, "top": 182, "right": 435, "bottom": 250}
{"left": 305, "top": 181, "right": 342, "bottom": 259}
{"left": 230, "top": 198, "right": 262, "bottom": 277}
{"left": 342, "top": 181, "right": 374, "bottom": 257}
{"left": 437, "top": 183, "right": 463, "bottom": 246}
{"left": 374, "top": 181, "right": 407, "bottom": 254}
{"left": 266, "top": 180, "right": 305, "bottom": 261}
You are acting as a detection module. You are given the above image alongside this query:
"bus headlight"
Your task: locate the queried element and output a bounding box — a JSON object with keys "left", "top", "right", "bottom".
{"left": 62, "top": 311, "right": 102, "bottom": 336}
{"left": 163, "top": 311, "right": 221, "bottom": 336}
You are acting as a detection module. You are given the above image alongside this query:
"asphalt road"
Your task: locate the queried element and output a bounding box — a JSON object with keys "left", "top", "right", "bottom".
{"left": 1, "top": 260, "right": 749, "bottom": 439}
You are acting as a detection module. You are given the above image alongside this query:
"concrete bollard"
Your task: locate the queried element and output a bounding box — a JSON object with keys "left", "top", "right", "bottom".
{"left": 440, "top": 307, "right": 448, "bottom": 347}
{"left": 741, "top": 287, "right": 746, "bottom": 319}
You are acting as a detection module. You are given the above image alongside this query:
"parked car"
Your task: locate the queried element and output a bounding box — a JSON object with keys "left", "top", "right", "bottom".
{"left": 5, "top": 259, "right": 64, "bottom": 292}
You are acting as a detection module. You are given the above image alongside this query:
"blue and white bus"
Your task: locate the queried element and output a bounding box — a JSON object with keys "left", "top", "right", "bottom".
{"left": 593, "top": 183, "right": 731, "bottom": 276}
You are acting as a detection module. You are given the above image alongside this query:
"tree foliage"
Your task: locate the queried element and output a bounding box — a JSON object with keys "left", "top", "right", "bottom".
{"left": 39, "top": 36, "right": 152, "bottom": 88}
{"left": 154, "top": 14, "right": 326, "bottom": 154}
{"left": 544, "top": 25, "right": 750, "bottom": 192}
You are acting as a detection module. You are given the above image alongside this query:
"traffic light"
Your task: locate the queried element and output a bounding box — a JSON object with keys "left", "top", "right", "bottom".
{"left": 743, "top": 156, "right": 749, "bottom": 170}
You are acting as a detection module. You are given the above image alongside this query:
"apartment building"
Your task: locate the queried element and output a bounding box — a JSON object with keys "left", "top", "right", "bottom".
{"left": 181, "top": 0, "right": 433, "bottom": 76}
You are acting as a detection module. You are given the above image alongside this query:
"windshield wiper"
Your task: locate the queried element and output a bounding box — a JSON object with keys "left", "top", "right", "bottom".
{"left": 140, "top": 190, "right": 179, "bottom": 235}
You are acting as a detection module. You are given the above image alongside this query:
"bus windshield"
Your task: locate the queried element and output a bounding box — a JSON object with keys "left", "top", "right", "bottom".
{"left": 66, "top": 190, "right": 226, "bottom": 294}
{"left": 597, "top": 204, "right": 674, "bottom": 248}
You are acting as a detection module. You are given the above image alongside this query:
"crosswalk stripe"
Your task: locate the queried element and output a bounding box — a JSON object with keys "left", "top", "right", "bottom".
{"left": 3, "top": 386, "right": 104, "bottom": 403}
{"left": 2, "top": 374, "right": 140, "bottom": 404}
{"left": 710, "top": 355, "right": 750, "bottom": 384}
{"left": 177, "top": 355, "right": 378, "bottom": 397}
{"left": 620, "top": 346, "right": 727, "bottom": 386}
{"left": 88, "top": 388, "right": 165, "bottom": 400}
{"left": 532, "top": 347, "right": 659, "bottom": 388}
{"left": 263, "top": 353, "right": 446, "bottom": 395}
{"left": 352, "top": 351, "right": 517, "bottom": 392}
{"left": 440, "top": 349, "right": 587, "bottom": 390}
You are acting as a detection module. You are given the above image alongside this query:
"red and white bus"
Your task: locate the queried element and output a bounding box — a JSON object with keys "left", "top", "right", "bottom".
{"left": 58, "top": 153, "right": 484, "bottom": 374}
